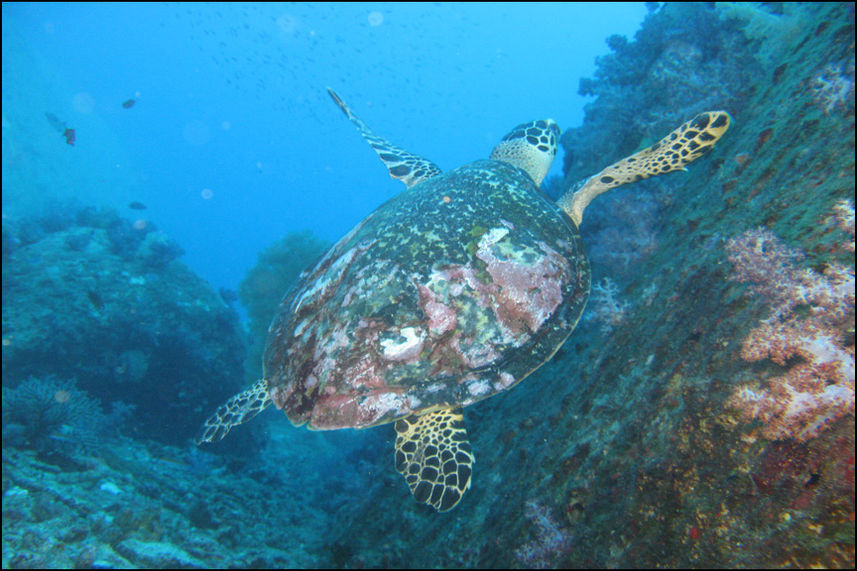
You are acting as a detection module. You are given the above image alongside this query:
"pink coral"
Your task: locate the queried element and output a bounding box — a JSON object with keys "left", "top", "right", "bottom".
{"left": 725, "top": 201, "right": 855, "bottom": 441}
{"left": 514, "top": 500, "right": 573, "bottom": 568}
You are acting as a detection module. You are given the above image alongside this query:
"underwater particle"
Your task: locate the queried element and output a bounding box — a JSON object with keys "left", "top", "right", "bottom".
{"left": 73, "top": 92, "right": 96, "bottom": 113}
{"left": 368, "top": 11, "right": 384, "bottom": 26}
{"left": 442, "top": 195, "right": 451, "bottom": 204}
{"left": 128, "top": 201, "right": 147, "bottom": 210}
{"left": 122, "top": 98, "right": 136, "bottom": 109}
{"left": 54, "top": 390, "right": 71, "bottom": 404}
{"left": 182, "top": 120, "right": 211, "bottom": 145}
{"left": 200, "top": 188, "right": 214, "bottom": 200}
{"left": 276, "top": 14, "right": 298, "bottom": 34}
{"left": 133, "top": 219, "right": 148, "bottom": 230}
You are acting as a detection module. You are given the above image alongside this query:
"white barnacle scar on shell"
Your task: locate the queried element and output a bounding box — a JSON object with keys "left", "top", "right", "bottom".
{"left": 381, "top": 327, "right": 424, "bottom": 361}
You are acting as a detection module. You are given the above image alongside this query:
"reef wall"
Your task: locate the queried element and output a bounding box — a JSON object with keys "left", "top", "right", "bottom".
{"left": 2, "top": 207, "right": 249, "bottom": 446}
{"left": 333, "top": 3, "right": 854, "bottom": 567}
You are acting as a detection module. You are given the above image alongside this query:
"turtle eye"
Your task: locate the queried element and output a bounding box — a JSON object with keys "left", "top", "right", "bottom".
{"left": 501, "top": 120, "right": 560, "bottom": 147}
{"left": 490, "top": 119, "right": 559, "bottom": 185}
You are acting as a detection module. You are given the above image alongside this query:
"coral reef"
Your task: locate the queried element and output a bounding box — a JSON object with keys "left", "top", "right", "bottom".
{"left": 1, "top": 376, "right": 105, "bottom": 455}
{"left": 584, "top": 187, "right": 662, "bottom": 280}
{"left": 584, "top": 277, "right": 629, "bottom": 335}
{"left": 726, "top": 202, "right": 855, "bottom": 441}
{"left": 715, "top": 3, "right": 813, "bottom": 66}
{"left": 2, "top": 206, "right": 247, "bottom": 446}
{"left": 811, "top": 60, "right": 856, "bottom": 115}
{"left": 563, "top": 3, "right": 759, "bottom": 193}
{"left": 514, "top": 500, "right": 573, "bottom": 568}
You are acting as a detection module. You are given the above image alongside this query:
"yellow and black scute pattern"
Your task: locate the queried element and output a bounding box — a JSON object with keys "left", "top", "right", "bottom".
{"left": 394, "top": 409, "right": 474, "bottom": 512}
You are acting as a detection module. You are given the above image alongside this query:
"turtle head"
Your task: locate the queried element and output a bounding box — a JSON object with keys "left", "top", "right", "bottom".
{"left": 490, "top": 119, "right": 560, "bottom": 186}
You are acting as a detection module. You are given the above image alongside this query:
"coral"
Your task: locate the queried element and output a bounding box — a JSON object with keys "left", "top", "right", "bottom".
{"left": 585, "top": 187, "right": 661, "bottom": 279}
{"left": 726, "top": 201, "right": 855, "bottom": 441}
{"left": 585, "top": 277, "right": 629, "bottom": 335}
{"left": 2, "top": 209, "right": 248, "bottom": 446}
{"left": 561, "top": 2, "right": 759, "bottom": 193}
{"left": 514, "top": 500, "right": 573, "bottom": 568}
{"left": 833, "top": 199, "right": 855, "bottom": 252}
{"left": 1, "top": 376, "right": 106, "bottom": 453}
{"left": 138, "top": 230, "right": 185, "bottom": 269}
{"left": 811, "top": 61, "right": 855, "bottom": 115}
{"left": 63, "top": 229, "right": 92, "bottom": 252}
{"left": 113, "top": 349, "right": 149, "bottom": 384}
{"left": 715, "top": 3, "right": 809, "bottom": 66}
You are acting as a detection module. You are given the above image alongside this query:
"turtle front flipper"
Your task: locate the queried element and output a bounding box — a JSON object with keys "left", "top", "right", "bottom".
{"left": 327, "top": 88, "right": 442, "bottom": 189}
{"left": 195, "top": 378, "right": 272, "bottom": 444}
{"left": 559, "top": 110, "right": 731, "bottom": 225}
{"left": 394, "top": 409, "right": 474, "bottom": 512}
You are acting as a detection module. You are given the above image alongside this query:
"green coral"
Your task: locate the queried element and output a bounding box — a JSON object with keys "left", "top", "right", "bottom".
{"left": 238, "top": 230, "right": 330, "bottom": 380}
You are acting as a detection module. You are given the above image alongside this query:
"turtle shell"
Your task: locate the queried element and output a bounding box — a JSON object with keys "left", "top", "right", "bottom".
{"left": 264, "top": 159, "right": 590, "bottom": 430}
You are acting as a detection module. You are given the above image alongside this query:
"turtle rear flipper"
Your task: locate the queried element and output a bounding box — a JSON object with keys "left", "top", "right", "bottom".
{"left": 559, "top": 110, "right": 731, "bottom": 225}
{"left": 327, "top": 88, "right": 442, "bottom": 189}
{"left": 394, "top": 409, "right": 474, "bottom": 512}
{"left": 195, "top": 378, "right": 272, "bottom": 444}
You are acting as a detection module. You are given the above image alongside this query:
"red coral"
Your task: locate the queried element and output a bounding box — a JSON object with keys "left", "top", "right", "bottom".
{"left": 726, "top": 201, "right": 855, "bottom": 441}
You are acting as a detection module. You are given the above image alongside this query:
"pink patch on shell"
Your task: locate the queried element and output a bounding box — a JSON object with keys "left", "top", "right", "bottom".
{"left": 495, "top": 371, "right": 516, "bottom": 390}
{"left": 476, "top": 230, "right": 568, "bottom": 332}
{"left": 310, "top": 389, "right": 413, "bottom": 429}
{"left": 417, "top": 284, "right": 458, "bottom": 335}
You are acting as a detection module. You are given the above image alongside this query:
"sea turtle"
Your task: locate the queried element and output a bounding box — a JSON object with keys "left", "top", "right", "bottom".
{"left": 197, "top": 89, "right": 730, "bottom": 512}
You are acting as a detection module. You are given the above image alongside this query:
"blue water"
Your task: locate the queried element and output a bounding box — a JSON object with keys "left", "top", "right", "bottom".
{"left": 2, "top": 2, "right": 646, "bottom": 294}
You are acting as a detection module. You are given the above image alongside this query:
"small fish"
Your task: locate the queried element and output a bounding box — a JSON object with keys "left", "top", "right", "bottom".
{"left": 47, "top": 433, "right": 78, "bottom": 444}
{"left": 86, "top": 289, "right": 104, "bottom": 310}
{"left": 128, "top": 201, "right": 147, "bottom": 210}
{"left": 122, "top": 98, "right": 136, "bottom": 109}
{"left": 153, "top": 455, "right": 191, "bottom": 469}
{"left": 219, "top": 287, "right": 238, "bottom": 304}
{"left": 45, "top": 111, "right": 65, "bottom": 133}
{"left": 46, "top": 112, "right": 76, "bottom": 145}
